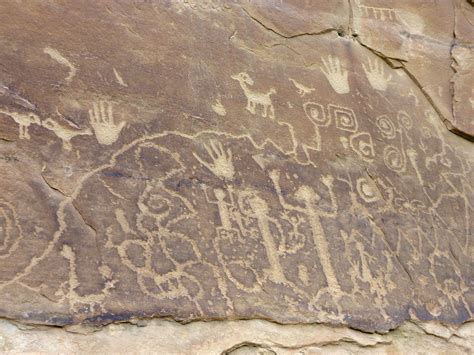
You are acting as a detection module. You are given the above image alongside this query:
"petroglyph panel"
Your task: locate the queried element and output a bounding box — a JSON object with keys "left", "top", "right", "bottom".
{"left": 0, "top": 0, "right": 472, "bottom": 334}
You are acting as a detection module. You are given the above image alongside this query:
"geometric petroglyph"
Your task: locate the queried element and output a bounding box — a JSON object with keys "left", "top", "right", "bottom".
{"left": 328, "top": 104, "right": 358, "bottom": 132}
{"left": 356, "top": 178, "right": 380, "bottom": 203}
{"left": 0, "top": 200, "right": 22, "bottom": 256}
{"left": 232, "top": 72, "right": 276, "bottom": 119}
{"left": 303, "top": 102, "right": 330, "bottom": 127}
{"left": 383, "top": 145, "right": 406, "bottom": 173}
{"left": 350, "top": 132, "right": 375, "bottom": 162}
{"left": 376, "top": 115, "right": 397, "bottom": 139}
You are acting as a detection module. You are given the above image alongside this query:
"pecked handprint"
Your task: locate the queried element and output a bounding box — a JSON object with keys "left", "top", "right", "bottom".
{"left": 320, "top": 55, "right": 350, "bottom": 94}
{"left": 193, "top": 139, "right": 235, "bottom": 181}
{"left": 88, "top": 101, "right": 126, "bottom": 145}
{"left": 362, "top": 57, "right": 392, "bottom": 91}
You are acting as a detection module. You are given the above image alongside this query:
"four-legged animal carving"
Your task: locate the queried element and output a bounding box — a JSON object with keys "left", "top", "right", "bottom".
{"left": 231, "top": 72, "right": 276, "bottom": 119}
{"left": 0, "top": 109, "right": 41, "bottom": 139}
{"left": 42, "top": 118, "right": 92, "bottom": 150}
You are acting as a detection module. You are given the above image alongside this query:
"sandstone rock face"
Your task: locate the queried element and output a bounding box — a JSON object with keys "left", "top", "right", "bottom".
{"left": 0, "top": 0, "right": 472, "bottom": 347}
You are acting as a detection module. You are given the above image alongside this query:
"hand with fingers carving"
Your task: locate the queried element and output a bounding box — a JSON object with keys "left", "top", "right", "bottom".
{"left": 362, "top": 57, "right": 392, "bottom": 91}
{"left": 193, "top": 140, "right": 235, "bottom": 181}
{"left": 89, "top": 101, "right": 126, "bottom": 145}
{"left": 320, "top": 55, "right": 350, "bottom": 94}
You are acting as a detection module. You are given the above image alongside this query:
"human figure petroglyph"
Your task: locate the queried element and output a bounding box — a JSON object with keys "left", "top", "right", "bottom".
{"left": 289, "top": 78, "right": 315, "bottom": 97}
{"left": 269, "top": 170, "right": 341, "bottom": 295}
{"left": 238, "top": 190, "right": 288, "bottom": 284}
{"left": 42, "top": 118, "right": 92, "bottom": 150}
{"left": 0, "top": 109, "right": 41, "bottom": 140}
{"left": 88, "top": 101, "right": 126, "bottom": 145}
{"left": 44, "top": 47, "right": 77, "bottom": 84}
{"left": 193, "top": 140, "right": 235, "bottom": 181}
{"left": 231, "top": 72, "right": 276, "bottom": 119}
{"left": 362, "top": 57, "right": 392, "bottom": 91}
{"left": 320, "top": 55, "right": 350, "bottom": 94}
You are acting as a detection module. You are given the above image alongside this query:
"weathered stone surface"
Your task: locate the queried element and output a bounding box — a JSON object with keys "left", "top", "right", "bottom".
{"left": 0, "top": 0, "right": 472, "bottom": 338}
{"left": 0, "top": 319, "right": 473, "bottom": 354}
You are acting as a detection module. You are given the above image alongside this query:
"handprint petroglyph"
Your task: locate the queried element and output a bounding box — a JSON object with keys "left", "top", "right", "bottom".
{"left": 88, "top": 101, "right": 126, "bottom": 145}
{"left": 193, "top": 140, "right": 235, "bottom": 181}
{"left": 231, "top": 72, "right": 276, "bottom": 119}
{"left": 362, "top": 57, "right": 392, "bottom": 91}
{"left": 320, "top": 55, "right": 350, "bottom": 94}
{"left": 0, "top": 109, "right": 41, "bottom": 140}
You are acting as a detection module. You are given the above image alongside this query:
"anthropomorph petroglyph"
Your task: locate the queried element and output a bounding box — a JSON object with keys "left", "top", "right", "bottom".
{"left": 43, "top": 47, "right": 77, "bottom": 84}
{"left": 362, "top": 57, "right": 392, "bottom": 91}
{"left": 320, "top": 55, "right": 349, "bottom": 94}
{"left": 42, "top": 118, "right": 92, "bottom": 150}
{"left": 269, "top": 170, "right": 341, "bottom": 295}
{"left": 231, "top": 72, "right": 276, "bottom": 119}
{"left": 0, "top": 109, "right": 41, "bottom": 139}
{"left": 88, "top": 101, "right": 126, "bottom": 145}
{"left": 289, "top": 78, "right": 315, "bottom": 97}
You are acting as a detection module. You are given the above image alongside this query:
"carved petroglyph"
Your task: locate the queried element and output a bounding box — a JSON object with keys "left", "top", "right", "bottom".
{"left": 269, "top": 170, "right": 341, "bottom": 295}
{"left": 328, "top": 104, "right": 358, "bottom": 132}
{"left": 350, "top": 132, "right": 375, "bottom": 162}
{"left": 193, "top": 140, "right": 235, "bottom": 181}
{"left": 0, "top": 109, "right": 41, "bottom": 139}
{"left": 320, "top": 56, "right": 349, "bottom": 94}
{"left": 376, "top": 115, "right": 397, "bottom": 139}
{"left": 42, "top": 118, "right": 92, "bottom": 150}
{"left": 231, "top": 72, "right": 276, "bottom": 119}
{"left": 354, "top": 0, "right": 422, "bottom": 33}
{"left": 88, "top": 101, "right": 126, "bottom": 145}
{"left": 43, "top": 47, "right": 77, "bottom": 84}
{"left": 211, "top": 99, "right": 227, "bottom": 116}
{"left": 113, "top": 68, "right": 128, "bottom": 87}
{"left": 0, "top": 200, "right": 22, "bottom": 257}
{"left": 362, "top": 57, "right": 392, "bottom": 91}
{"left": 356, "top": 178, "right": 380, "bottom": 203}
{"left": 303, "top": 102, "right": 330, "bottom": 127}
{"left": 383, "top": 145, "right": 406, "bottom": 173}
{"left": 289, "top": 78, "right": 315, "bottom": 97}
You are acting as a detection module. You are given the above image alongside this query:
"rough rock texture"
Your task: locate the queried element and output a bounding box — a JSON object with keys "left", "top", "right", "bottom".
{"left": 1, "top": 319, "right": 473, "bottom": 354}
{"left": 0, "top": 0, "right": 473, "bottom": 351}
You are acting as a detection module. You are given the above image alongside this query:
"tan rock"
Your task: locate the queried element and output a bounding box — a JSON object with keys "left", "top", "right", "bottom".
{"left": 0, "top": 0, "right": 472, "bottom": 347}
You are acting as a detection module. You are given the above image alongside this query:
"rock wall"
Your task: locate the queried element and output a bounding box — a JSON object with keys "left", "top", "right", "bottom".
{"left": 0, "top": 0, "right": 473, "bottom": 353}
